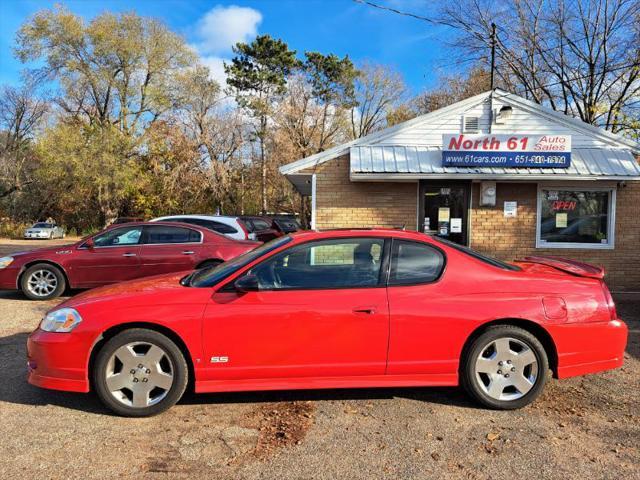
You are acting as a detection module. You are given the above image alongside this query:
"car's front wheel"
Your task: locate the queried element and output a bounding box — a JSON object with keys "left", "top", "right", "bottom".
{"left": 93, "top": 329, "right": 189, "bottom": 417}
{"left": 20, "top": 263, "right": 66, "bottom": 300}
{"left": 461, "top": 325, "right": 549, "bottom": 410}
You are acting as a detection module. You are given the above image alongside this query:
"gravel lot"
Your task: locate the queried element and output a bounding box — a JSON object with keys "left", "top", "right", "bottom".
{"left": 0, "top": 238, "right": 638, "bottom": 479}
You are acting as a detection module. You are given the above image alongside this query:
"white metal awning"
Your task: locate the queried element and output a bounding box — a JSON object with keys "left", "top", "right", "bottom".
{"left": 350, "top": 146, "right": 640, "bottom": 181}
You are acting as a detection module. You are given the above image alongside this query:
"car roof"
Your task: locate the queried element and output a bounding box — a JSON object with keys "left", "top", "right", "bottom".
{"left": 289, "top": 228, "right": 431, "bottom": 241}
{"left": 106, "top": 220, "right": 211, "bottom": 229}
{"left": 153, "top": 214, "right": 240, "bottom": 221}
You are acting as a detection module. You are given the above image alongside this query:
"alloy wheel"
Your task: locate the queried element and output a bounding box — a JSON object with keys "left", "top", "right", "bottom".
{"left": 26, "top": 270, "right": 58, "bottom": 297}
{"left": 105, "top": 342, "right": 175, "bottom": 408}
{"left": 474, "top": 336, "right": 539, "bottom": 401}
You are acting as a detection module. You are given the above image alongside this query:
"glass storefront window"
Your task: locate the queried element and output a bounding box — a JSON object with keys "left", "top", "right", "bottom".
{"left": 537, "top": 188, "right": 615, "bottom": 248}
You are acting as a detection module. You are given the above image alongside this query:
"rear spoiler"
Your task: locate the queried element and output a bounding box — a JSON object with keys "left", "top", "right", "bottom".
{"left": 516, "top": 256, "right": 605, "bottom": 280}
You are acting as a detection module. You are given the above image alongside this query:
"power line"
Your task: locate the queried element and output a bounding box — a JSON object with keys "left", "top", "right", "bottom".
{"left": 509, "top": 61, "right": 640, "bottom": 96}
{"left": 353, "top": 0, "right": 614, "bottom": 64}
{"left": 352, "top": 0, "right": 443, "bottom": 25}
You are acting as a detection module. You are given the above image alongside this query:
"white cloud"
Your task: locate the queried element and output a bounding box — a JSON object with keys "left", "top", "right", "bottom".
{"left": 195, "top": 5, "right": 262, "bottom": 55}
{"left": 200, "top": 55, "right": 227, "bottom": 86}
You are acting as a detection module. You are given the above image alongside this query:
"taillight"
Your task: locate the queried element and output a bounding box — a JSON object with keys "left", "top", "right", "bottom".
{"left": 601, "top": 282, "right": 617, "bottom": 320}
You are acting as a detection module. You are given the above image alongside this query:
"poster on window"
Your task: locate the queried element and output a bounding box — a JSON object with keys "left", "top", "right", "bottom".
{"left": 442, "top": 134, "right": 571, "bottom": 168}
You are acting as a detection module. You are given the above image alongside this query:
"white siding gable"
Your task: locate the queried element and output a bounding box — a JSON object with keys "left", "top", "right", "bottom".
{"left": 369, "top": 91, "right": 634, "bottom": 150}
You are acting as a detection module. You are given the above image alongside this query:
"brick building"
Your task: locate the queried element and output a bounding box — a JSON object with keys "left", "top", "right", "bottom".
{"left": 280, "top": 90, "right": 640, "bottom": 291}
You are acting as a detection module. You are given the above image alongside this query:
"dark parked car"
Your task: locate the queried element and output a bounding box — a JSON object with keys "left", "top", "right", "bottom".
{"left": 0, "top": 221, "right": 259, "bottom": 300}
{"left": 271, "top": 216, "right": 302, "bottom": 234}
{"left": 238, "top": 216, "right": 283, "bottom": 242}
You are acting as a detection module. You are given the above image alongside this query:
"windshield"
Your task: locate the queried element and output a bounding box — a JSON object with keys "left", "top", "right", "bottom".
{"left": 187, "top": 236, "right": 293, "bottom": 288}
{"left": 33, "top": 223, "right": 53, "bottom": 228}
{"left": 433, "top": 236, "right": 521, "bottom": 271}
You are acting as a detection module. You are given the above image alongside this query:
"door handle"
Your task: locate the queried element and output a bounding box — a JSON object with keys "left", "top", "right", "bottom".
{"left": 182, "top": 251, "right": 195, "bottom": 255}
{"left": 353, "top": 307, "right": 377, "bottom": 314}
{"left": 122, "top": 253, "right": 137, "bottom": 257}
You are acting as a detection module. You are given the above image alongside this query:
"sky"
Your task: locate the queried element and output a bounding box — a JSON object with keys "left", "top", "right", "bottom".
{"left": 0, "top": 0, "right": 460, "bottom": 94}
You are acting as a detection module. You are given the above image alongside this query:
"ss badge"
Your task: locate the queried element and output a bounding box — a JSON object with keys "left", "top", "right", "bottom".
{"left": 210, "top": 356, "right": 229, "bottom": 363}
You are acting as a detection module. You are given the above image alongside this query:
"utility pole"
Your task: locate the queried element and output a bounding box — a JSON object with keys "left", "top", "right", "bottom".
{"left": 490, "top": 22, "right": 497, "bottom": 91}
{"left": 489, "top": 22, "right": 497, "bottom": 133}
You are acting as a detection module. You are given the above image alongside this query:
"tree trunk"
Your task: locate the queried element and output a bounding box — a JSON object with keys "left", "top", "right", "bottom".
{"left": 260, "top": 115, "right": 267, "bottom": 215}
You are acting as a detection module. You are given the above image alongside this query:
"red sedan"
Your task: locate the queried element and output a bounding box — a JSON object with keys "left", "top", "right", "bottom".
{"left": 27, "top": 229, "right": 627, "bottom": 416}
{"left": 0, "top": 221, "right": 259, "bottom": 300}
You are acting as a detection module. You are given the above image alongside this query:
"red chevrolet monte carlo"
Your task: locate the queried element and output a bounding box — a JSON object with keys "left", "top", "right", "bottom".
{"left": 0, "top": 221, "right": 259, "bottom": 300}
{"left": 27, "top": 229, "right": 627, "bottom": 416}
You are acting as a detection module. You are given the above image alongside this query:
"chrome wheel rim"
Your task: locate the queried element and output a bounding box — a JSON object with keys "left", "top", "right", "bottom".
{"left": 26, "top": 270, "right": 58, "bottom": 297}
{"left": 105, "top": 342, "right": 174, "bottom": 408}
{"left": 475, "top": 337, "right": 539, "bottom": 401}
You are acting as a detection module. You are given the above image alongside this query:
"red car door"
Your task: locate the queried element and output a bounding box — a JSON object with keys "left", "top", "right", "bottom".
{"left": 137, "top": 225, "right": 203, "bottom": 277}
{"left": 385, "top": 239, "right": 451, "bottom": 376}
{"left": 68, "top": 225, "right": 143, "bottom": 287}
{"left": 200, "top": 237, "right": 390, "bottom": 381}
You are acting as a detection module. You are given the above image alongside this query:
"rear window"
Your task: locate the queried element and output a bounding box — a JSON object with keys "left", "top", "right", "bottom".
{"left": 433, "top": 237, "right": 521, "bottom": 271}
{"left": 250, "top": 219, "right": 272, "bottom": 231}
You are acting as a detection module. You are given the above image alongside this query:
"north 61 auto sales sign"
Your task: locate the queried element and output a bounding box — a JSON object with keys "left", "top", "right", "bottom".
{"left": 442, "top": 134, "right": 571, "bottom": 168}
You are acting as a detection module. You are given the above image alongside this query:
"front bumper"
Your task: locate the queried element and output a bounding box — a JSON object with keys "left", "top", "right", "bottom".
{"left": 550, "top": 319, "right": 628, "bottom": 379}
{"left": 27, "top": 328, "right": 90, "bottom": 393}
{"left": 24, "top": 232, "right": 50, "bottom": 238}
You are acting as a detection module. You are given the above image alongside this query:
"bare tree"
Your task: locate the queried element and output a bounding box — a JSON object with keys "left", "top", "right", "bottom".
{"left": 414, "top": 66, "right": 491, "bottom": 114}
{"left": 439, "top": 0, "right": 640, "bottom": 135}
{"left": 350, "top": 63, "right": 407, "bottom": 138}
{"left": 0, "top": 80, "right": 48, "bottom": 200}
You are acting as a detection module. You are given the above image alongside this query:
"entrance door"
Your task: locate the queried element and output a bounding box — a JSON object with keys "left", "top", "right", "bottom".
{"left": 419, "top": 181, "right": 471, "bottom": 246}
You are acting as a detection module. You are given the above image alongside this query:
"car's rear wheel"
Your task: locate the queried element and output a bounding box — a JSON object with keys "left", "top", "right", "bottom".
{"left": 20, "top": 263, "right": 66, "bottom": 300}
{"left": 461, "top": 325, "right": 549, "bottom": 409}
{"left": 93, "top": 329, "right": 188, "bottom": 417}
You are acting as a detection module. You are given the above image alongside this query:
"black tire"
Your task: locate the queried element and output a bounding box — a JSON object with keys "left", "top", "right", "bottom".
{"left": 20, "top": 263, "right": 66, "bottom": 300}
{"left": 93, "top": 328, "right": 189, "bottom": 417}
{"left": 461, "top": 325, "right": 549, "bottom": 410}
{"left": 197, "top": 259, "right": 222, "bottom": 270}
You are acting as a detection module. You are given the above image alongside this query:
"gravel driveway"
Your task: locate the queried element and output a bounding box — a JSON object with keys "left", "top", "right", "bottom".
{"left": 0, "top": 238, "right": 638, "bottom": 479}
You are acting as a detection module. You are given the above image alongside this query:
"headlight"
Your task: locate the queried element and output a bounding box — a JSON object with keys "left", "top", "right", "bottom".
{"left": 40, "top": 308, "right": 82, "bottom": 333}
{"left": 0, "top": 256, "right": 13, "bottom": 269}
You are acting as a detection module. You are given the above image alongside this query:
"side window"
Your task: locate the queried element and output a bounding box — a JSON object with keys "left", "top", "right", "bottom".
{"left": 389, "top": 240, "right": 444, "bottom": 285}
{"left": 249, "top": 238, "right": 385, "bottom": 289}
{"left": 144, "top": 226, "right": 201, "bottom": 244}
{"left": 93, "top": 226, "right": 142, "bottom": 247}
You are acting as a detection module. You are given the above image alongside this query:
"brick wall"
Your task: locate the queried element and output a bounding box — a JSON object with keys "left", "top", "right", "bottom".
{"left": 470, "top": 182, "right": 640, "bottom": 291}
{"left": 305, "top": 155, "right": 640, "bottom": 291}
{"left": 307, "top": 155, "right": 418, "bottom": 230}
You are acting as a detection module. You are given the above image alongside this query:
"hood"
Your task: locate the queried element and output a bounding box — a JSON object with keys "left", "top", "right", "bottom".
{"left": 57, "top": 271, "right": 190, "bottom": 309}
{"left": 8, "top": 242, "right": 77, "bottom": 259}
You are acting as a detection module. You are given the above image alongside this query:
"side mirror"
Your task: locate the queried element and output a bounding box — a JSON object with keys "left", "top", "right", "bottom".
{"left": 84, "top": 238, "right": 95, "bottom": 249}
{"left": 234, "top": 274, "right": 259, "bottom": 293}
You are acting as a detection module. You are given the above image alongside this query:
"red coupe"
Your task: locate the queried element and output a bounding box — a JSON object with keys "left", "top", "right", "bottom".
{"left": 0, "top": 221, "right": 259, "bottom": 300}
{"left": 27, "top": 229, "right": 627, "bottom": 416}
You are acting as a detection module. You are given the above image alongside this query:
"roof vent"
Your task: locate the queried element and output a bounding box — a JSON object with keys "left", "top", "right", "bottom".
{"left": 494, "top": 105, "right": 513, "bottom": 124}
{"left": 463, "top": 115, "right": 480, "bottom": 133}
